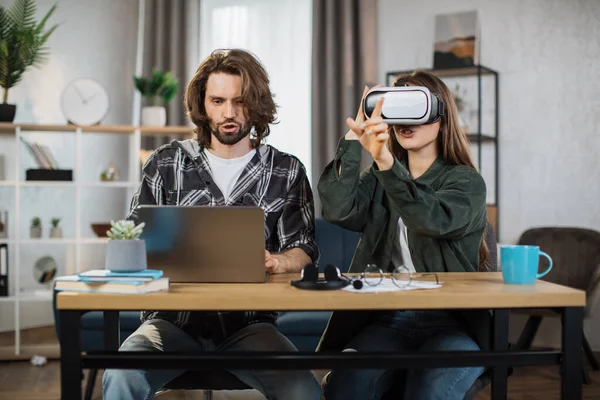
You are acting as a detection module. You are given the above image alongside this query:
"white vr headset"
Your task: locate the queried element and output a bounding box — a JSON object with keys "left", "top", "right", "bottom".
{"left": 363, "top": 86, "right": 445, "bottom": 125}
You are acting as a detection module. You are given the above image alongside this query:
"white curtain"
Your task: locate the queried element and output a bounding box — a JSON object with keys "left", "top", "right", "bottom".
{"left": 199, "top": 0, "right": 313, "bottom": 183}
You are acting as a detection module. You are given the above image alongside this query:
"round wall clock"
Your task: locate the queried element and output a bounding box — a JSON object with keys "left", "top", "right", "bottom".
{"left": 60, "top": 78, "right": 110, "bottom": 126}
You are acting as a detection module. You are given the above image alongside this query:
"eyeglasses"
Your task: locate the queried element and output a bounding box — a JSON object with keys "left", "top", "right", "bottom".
{"left": 349, "top": 264, "right": 440, "bottom": 289}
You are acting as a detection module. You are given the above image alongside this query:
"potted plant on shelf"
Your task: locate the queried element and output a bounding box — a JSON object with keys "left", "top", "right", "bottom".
{"left": 452, "top": 83, "right": 469, "bottom": 133}
{"left": 0, "top": 0, "right": 59, "bottom": 122}
{"left": 49, "top": 217, "right": 62, "bottom": 238}
{"left": 133, "top": 69, "right": 178, "bottom": 127}
{"left": 105, "top": 219, "right": 147, "bottom": 272}
{"left": 30, "top": 216, "right": 42, "bottom": 238}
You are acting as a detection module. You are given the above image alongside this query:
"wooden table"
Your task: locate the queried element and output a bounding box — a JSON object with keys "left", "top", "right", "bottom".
{"left": 56, "top": 272, "right": 586, "bottom": 400}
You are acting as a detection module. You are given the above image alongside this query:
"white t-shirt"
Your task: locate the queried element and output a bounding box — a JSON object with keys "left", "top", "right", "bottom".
{"left": 391, "top": 217, "right": 416, "bottom": 273}
{"left": 204, "top": 149, "right": 256, "bottom": 201}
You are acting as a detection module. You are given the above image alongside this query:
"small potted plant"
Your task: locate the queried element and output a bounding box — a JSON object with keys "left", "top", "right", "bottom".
{"left": 30, "top": 217, "right": 42, "bottom": 238}
{"left": 49, "top": 217, "right": 62, "bottom": 238}
{"left": 104, "top": 219, "right": 147, "bottom": 272}
{"left": 452, "top": 84, "right": 469, "bottom": 132}
{"left": 133, "top": 69, "right": 178, "bottom": 127}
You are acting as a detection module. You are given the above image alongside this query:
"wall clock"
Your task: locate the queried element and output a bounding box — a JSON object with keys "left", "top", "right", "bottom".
{"left": 60, "top": 78, "right": 110, "bottom": 126}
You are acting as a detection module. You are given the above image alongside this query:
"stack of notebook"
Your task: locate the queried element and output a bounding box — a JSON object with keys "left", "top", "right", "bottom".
{"left": 54, "top": 269, "right": 169, "bottom": 294}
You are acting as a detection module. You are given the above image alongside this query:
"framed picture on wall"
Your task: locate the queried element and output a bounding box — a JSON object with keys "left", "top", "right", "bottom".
{"left": 433, "top": 10, "right": 479, "bottom": 69}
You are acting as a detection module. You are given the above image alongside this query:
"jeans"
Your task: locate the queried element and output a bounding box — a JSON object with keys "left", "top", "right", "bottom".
{"left": 102, "top": 319, "right": 321, "bottom": 400}
{"left": 323, "top": 310, "right": 484, "bottom": 400}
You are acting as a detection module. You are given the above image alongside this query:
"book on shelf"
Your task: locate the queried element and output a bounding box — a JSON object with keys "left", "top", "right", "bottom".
{"left": 0, "top": 244, "right": 8, "bottom": 296}
{"left": 54, "top": 269, "right": 168, "bottom": 294}
{"left": 19, "top": 137, "right": 58, "bottom": 169}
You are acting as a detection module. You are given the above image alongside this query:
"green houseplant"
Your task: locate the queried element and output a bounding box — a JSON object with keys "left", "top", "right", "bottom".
{"left": 0, "top": 0, "right": 59, "bottom": 122}
{"left": 133, "top": 69, "right": 178, "bottom": 127}
{"left": 105, "top": 220, "right": 147, "bottom": 272}
{"left": 30, "top": 216, "right": 41, "bottom": 238}
{"left": 452, "top": 83, "right": 469, "bottom": 132}
{"left": 49, "top": 217, "right": 61, "bottom": 238}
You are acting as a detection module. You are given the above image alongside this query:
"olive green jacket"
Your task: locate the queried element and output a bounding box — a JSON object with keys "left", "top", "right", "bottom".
{"left": 316, "top": 138, "right": 490, "bottom": 352}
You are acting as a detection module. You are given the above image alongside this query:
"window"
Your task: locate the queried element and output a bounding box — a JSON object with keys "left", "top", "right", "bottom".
{"left": 200, "top": 0, "right": 313, "bottom": 182}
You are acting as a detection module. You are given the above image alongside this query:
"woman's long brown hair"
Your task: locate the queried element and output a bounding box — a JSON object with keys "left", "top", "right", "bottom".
{"left": 389, "top": 71, "right": 490, "bottom": 270}
{"left": 185, "top": 49, "right": 278, "bottom": 148}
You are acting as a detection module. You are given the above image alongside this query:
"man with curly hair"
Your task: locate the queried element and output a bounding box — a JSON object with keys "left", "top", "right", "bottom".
{"left": 103, "top": 49, "right": 321, "bottom": 400}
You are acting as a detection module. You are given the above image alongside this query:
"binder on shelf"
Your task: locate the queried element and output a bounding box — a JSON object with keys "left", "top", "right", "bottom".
{"left": 0, "top": 244, "right": 8, "bottom": 296}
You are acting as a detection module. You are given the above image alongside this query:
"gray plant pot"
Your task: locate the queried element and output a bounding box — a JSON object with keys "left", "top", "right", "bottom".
{"left": 30, "top": 227, "right": 42, "bottom": 238}
{"left": 50, "top": 227, "right": 62, "bottom": 238}
{"left": 105, "top": 239, "right": 148, "bottom": 272}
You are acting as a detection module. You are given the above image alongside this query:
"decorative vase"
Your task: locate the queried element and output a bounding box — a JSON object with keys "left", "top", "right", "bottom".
{"left": 104, "top": 239, "right": 148, "bottom": 272}
{"left": 141, "top": 106, "right": 167, "bottom": 127}
{"left": 30, "top": 227, "right": 42, "bottom": 238}
{"left": 0, "top": 104, "right": 16, "bottom": 123}
{"left": 50, "top": 227, "right": 62, "bottom": 238}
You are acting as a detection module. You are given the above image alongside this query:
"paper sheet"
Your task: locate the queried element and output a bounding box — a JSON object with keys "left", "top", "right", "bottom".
{"left": 342, "top": 277, "right": 442, "bottom": 293}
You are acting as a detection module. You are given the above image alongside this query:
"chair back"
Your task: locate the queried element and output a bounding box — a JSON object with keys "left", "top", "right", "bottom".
{"left": 517, "top": 227, "right": 600, "bottom": 297}
{"left": 484, "top": 221, "right": 498, "bottom": 271}
{"left": 315, "top": 218, "right": 360, "bottom": 273}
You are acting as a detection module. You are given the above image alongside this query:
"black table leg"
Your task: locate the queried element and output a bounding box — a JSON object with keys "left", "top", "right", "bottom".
{"left": 491, "top": 309, "right": 509, "bottom": 400}
{"left": 60, "top": 310, "right": 82, "bottom": 400}
{"left": 562, "top": 307, "right": 583, "bottom": 399}
{"left": 104, "top": 311, "right": 120, "bottom": 351}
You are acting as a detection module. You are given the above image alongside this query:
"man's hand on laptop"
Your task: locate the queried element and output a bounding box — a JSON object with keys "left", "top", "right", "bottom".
{"left": 265, "top": 249, "right": 311, "bottom": 274}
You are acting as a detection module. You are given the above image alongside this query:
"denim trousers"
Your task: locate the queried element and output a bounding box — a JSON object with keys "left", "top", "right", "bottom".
{"left": 323, "top": 310, "right": 484, "bottom": 400}
{"left": 102, "top": 319, "right": 321, "bottom": 400}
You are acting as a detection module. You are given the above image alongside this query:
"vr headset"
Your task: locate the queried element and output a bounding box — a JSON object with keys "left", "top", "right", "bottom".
{"left": 363, "top": 86, "right": 445, "bottom": 125}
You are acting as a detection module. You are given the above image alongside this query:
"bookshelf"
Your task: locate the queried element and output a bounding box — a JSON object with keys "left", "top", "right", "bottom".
{"left": 0, "top": 123, "right": 193, "bottom": 357}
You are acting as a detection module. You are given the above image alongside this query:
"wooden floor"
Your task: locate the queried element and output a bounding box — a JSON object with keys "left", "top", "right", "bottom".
{"left": 0, "top": 326, "right": 60, "bottom": 361}
{"left": 1, "top": 328, "right": 599, "bottom": 399}
{"left": 0, "top": 360, "right": 598, "bottom": 400}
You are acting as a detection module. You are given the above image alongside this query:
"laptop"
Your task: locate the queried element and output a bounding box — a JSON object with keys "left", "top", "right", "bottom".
{"left": 136, "top": 205, "right": 267, "bottom": 283}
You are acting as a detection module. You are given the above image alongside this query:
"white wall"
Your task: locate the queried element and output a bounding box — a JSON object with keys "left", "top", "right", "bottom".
{"left": 378, "top": 0, "right": 600, "bottom": 349}
{"left": 0, "top": 0, "right": 138, "bottom": 332}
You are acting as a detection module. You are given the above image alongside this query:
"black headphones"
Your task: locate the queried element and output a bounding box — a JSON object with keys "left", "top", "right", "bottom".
{"left": 290, "top": 263, "right": 364, "bottom": 290}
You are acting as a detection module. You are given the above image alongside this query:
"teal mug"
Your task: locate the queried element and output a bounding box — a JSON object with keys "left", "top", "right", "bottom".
{"left": 500, "top": 245, "right": 553, "bottom": 284}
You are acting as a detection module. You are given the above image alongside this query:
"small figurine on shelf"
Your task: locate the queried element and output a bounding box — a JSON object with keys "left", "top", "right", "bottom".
{"left": 100, "top": 163, "right": 119, "bottom": 182}
{"left": 49, "top": 218, "right": 62, "bottom": 238}
{"left": 30, "top": 217, "right": 42, "bottom": 239}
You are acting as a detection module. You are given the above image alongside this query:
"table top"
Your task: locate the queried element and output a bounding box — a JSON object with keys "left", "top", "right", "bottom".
{"left": 56, "top": 272, "right": 586, "bottom": 311}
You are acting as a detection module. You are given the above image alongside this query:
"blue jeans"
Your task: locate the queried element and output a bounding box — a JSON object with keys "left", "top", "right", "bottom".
{"left": 102, "top": 319, "right": 321, "bottom": 400}
{"left": 323, "top": 310, "right": 484, "bottom": 400}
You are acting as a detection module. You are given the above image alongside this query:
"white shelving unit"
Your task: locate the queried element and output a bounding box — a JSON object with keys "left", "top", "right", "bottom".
{"left": 0, "top": 122, "right": 193, "bottom": 356}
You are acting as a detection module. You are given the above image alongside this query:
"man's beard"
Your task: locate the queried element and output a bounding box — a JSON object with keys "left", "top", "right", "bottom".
{"left": 209, "top": 119, "right": 251, "bottom": 146}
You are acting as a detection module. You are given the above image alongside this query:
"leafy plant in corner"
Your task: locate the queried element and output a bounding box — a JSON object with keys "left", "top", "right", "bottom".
{"left": 0, "top": 0, "right": 59, "bottom": 105}
{"left": 106, "top": 220, "right": 145, "bottom": 240}
{"left": 452, "top": 84, "right": 466, "bottom": 113}
{"left": 133, "top": 69, "right": 178, "bottom": 106}
{"left": 51, "top": 217, "right": 60, "bottom": 228}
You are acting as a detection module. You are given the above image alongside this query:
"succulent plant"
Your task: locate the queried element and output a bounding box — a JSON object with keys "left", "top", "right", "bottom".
{"left": 51, "top": 217, "right": 60, "bottom": 228}
{"left": 31, "top": 216, "right": 41, "bottom": 228}
{"left": 106, "top": 219, "right": 145, "bottom": 240}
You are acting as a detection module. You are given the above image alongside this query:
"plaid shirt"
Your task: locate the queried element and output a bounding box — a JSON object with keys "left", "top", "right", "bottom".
{"left": 127, "top": 139, "right": 319, "bottom": 343}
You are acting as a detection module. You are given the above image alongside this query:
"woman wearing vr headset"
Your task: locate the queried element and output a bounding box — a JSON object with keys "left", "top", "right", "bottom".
{"left": 317, "top": 70, "right": 491, "bottom": 400}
